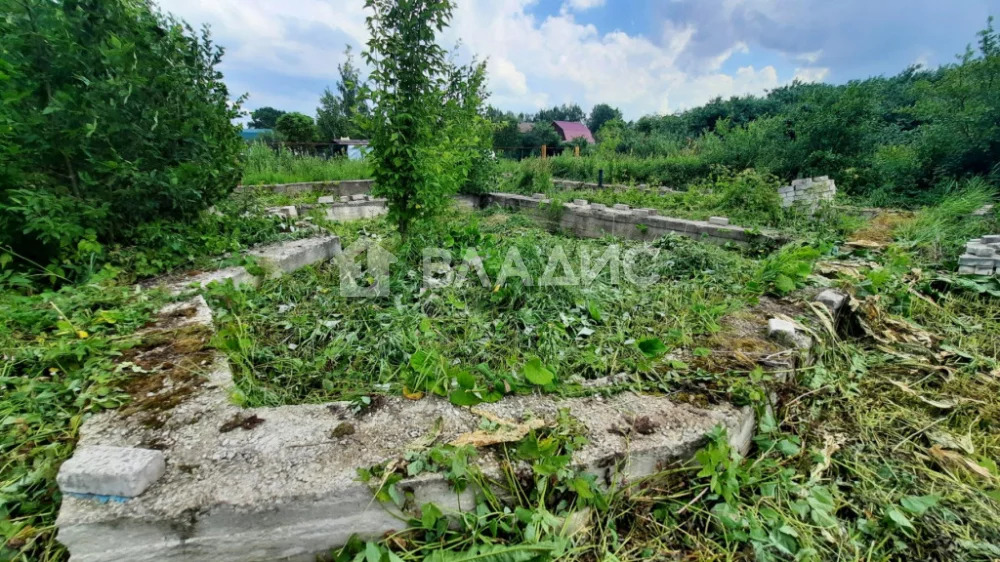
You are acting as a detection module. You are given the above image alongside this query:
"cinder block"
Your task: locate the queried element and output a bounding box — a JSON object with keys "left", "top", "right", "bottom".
{"left": 632, "top": 208, "right": 651, "bottom": 217}
{"left": 572, "top": 199, "right": 589, "bottom": 206}
{"left": 613, "top": 203, "right": 630, "bottom": 210}
{"left": 975, "top": 267, "right": 995, "bottom": 275}
{"left": 590, "top": 203, "right": 608, "bottom": 211}
{"left": 317, "top": 196, "right": 336, "bottom": 204}
{"left": 532, "top": 193, "right": 546, "bottom": 199}
{"left": 815, "top": 289, "right": 847, "bottom": 315}
{"left": 767, "top": 318, "right": 811, "bottom": 350}
{"left": 58, "top": 446, "right": 165, "bottom": 498}
{"left": 349, "top": 194, "right": 366, "bottom": 201}
{"left": 958, "top": 265, "right": 975, "bottom": 274}
{"left": 970, "top": 244, "right": 995, "bottom": 257}
{"left": 708, "top": 216, "right": 730, "bottom": 226}
{"left": 982, "top": 235, "right": 1000, "bottom": 244}
{"left": 339, "top": 195, "right": 350, "bottom": 202}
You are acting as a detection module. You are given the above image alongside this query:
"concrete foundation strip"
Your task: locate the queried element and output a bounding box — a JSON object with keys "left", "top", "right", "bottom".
{"left": 55, "top": 229, "right": 837, "bottom": 560}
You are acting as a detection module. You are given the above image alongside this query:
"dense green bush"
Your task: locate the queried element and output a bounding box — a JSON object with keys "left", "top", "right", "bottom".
{"left": 546, "top": 152, "right": 710, "bottom": 187}
{"left": 0, "top": 0, "right": 243, "bottom": 280}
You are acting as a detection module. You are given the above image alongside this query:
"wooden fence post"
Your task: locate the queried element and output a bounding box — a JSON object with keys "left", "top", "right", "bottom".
{"left": 541, "top": 144, "right": 547, "bottom": 159}
{"left": 574, "top": 145, "right": 580, "bottom": 157}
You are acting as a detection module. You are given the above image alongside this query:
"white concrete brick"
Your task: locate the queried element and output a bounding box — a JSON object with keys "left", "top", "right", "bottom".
{"left": 58, "top": 446, "right": 165, "bottom": 498}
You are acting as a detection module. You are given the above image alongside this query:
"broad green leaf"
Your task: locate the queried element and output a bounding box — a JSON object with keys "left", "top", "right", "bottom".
{"left": 637, "top": 337, "right": 667, "bottom": 358}
{"left": 900, "top": 494, "right": 939, "bottom": 516}
{"left": 522, "top": 357, "right": 554, "bottom": 385}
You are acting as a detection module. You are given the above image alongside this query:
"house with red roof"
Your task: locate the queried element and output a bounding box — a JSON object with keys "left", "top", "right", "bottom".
{"left": 551, "top": 120, "right": 596, "bottom": 144}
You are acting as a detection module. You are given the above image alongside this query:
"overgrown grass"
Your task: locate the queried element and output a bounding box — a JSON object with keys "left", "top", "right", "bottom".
{"left": 241, "top": 143, "right": 372, "bottom": 186}
{"left": 329, "top": 187, "right": 1000, "bottom": 562}
{"left": 0, "top": 279, "right": 168, "bottom": 561}
{"left": 208, "top": 209, "right": 759, "bottom": 407}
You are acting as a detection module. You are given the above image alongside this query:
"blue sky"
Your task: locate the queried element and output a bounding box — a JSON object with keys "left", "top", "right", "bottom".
{"left": 157, "top": 0, "right": 995, "bottom": 121}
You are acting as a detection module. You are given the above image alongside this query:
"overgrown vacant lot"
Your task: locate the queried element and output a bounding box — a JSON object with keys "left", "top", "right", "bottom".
{"left": 207, "top": 210, "right": 760, "bottom": 406}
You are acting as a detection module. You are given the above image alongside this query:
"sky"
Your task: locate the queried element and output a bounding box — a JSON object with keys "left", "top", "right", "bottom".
{"left": 156, "top": 0, "right": 995, "bottom": 122}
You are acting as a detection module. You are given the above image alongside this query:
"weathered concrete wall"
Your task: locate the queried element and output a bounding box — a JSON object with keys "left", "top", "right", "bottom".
{"left": 56, "top": 296, "right": 756, "bottom": 561}
{"left": 778, "top": 176, "right": 836, "bottom": 211}
{"left": 483, "top": 193, "right": 777, "bottom": 246}
{"left": 158, "top": 236, "right": 341, "bottom": 294}
{"left": 959, "top": 235, "right": 1000, "bottom": 275}
{"left": 238, "top": 179, "right": 374, "bottom": 196}
{"left": 552, "top": 178, "right": 676, "bottom": 194}
{"left": 267, "top": 194, "right": 389, "bottom": 222}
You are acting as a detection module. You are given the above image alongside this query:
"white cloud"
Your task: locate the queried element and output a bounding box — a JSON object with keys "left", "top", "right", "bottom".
{"left": 562, "top": 0, "right": 606, "bottom": 12}
{"left": 793, "top": 67, "right": 830, "bottom": 83}
{"left": 156, "top": 0, "right": 812, "bottom": 120}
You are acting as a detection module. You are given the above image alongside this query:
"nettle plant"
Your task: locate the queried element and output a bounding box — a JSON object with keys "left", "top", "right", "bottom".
{"left": 361, "top": 0, "right": 492, "bottom": 235}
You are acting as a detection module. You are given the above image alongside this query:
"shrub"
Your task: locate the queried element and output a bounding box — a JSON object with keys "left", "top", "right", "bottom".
{"left": 713, "top": 168, "right": 785, "bottom": 225}
{"left": 0, "top": 0, "right": 243, "bottom": 279}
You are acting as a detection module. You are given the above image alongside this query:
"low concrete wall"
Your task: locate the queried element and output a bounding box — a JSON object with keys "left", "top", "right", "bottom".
{"left": 56, "top": 295, "right": 755, "bottom": 561}
{"left": 158, "top": 236, "right": 341, "bottom": 294}
{"left": 238, "top": 179, "right": 374, "bottom": 196}
{"left": 552, "top": 178, "right": 676, "bottom": 194}
{"left": 483, "top": 193, "right": 778, "bottom": 247}
{"left": 267, "top": 195, "right": 389, "bottom": 222}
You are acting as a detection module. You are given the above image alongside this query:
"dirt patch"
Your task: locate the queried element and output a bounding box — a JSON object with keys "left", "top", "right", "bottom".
{"left": 219, "top": 413, "right": 266, "bottom": 433}
{"left": 117, "top": 324, "right": 214, "bottom": 429}
{"left": 848, "top": 210, "right": 912, "bottom": 245}
{"left": 686, "top": 296, "right": 805, "bottom": 373}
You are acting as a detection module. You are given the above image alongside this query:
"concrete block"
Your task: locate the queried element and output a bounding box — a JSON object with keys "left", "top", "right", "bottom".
{"left": 815, "top": 289, "right": 847, "bottom": 316}
{"left": 58, "top": 446, "right": 165, "bottom": 498}
{"left": 767, "top": 318, "right": 811, "bottom": 350}
{"left": 250, "top": 236, "right": 341, "bottom": 275}
{"left": 982, "top": 235, "right": 1000, "bottom": 244}
{"left": 349, "top": 194, "right": 366, "bottom": 201}
{"left": 590, "top": 203, "right": 608, "bottom": 211}
{"left": 708, "top": 216, "right": 729, "bottom": 226}
{"left": 970, "top": 244, "right": 995, "bottom": 257}
{"left": 631, "top": 208, "right": 651, "bottom": 217}
{"left": 532, "top": 193, "right": 546, "bottom": 200}
{"left": 959, "top": 255, "right": 993, "bottom": 267}
{"left": 339, "top": 195, "right": 350, "bottom": 202}
{"left": 613, "top": 203, "right": 631, "bottom": 210}
{"left": 637, "top": 208, "right": 657, "bottom": 216}
{"left": 317, "top": 196, "right": 336, "bottom": 204}
{"left": 572, "top": 199, "right": 589, "bottom": 206}
{"left": 958, "top": 265, "right": 976, "bottom": 274}
{"left": 975, "top": 267, "right": 995, "bottom": 275}
{"left": 777, "top": 186, "right": 794, "bottom": 195}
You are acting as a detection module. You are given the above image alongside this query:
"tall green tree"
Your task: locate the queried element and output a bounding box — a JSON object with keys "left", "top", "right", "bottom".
{"left": 587, "top": 103, "right": 622, "bottom": 136}
{"left": 0, "top": 0, "right": 243, "bottom": 276}
{"left": 316, "top": 45, "right": 369, "bottom": 140}
{"left": 362, "top": 0, "right": 491, "bottom": 235}
{"left": 275, "top": 112, "right": 318, "bottom": 144}
{"left": 249, "top": 106, "right": 286, "bottom": 129}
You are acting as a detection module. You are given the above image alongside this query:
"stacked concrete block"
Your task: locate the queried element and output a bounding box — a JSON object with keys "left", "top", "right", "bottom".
{"left": 779, "top": 176, "right": 836, "bottom": 211}
{"left": 958, "top": 235, "right": 1000, "bottom": 275}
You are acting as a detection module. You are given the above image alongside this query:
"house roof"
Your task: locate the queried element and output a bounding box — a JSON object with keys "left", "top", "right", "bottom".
{"left": 552, "top": 121, "right": 595, "bottom": 144}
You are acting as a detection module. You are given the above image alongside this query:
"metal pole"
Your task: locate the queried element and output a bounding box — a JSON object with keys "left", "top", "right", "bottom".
{"left": 598, "top": 169, "right": 604, "bottom": 188}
